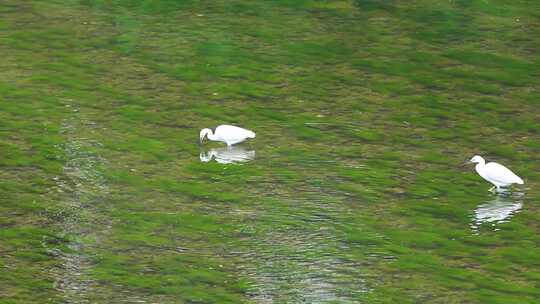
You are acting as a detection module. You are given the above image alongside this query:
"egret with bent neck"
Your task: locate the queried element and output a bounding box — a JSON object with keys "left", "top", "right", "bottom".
{"left": 199, "top": 125, "right": 255, "bottom": 146}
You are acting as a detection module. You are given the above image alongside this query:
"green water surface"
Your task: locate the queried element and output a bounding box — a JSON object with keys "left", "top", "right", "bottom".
{"left": 1, "top": 1, "right": 539, "bottom": 303}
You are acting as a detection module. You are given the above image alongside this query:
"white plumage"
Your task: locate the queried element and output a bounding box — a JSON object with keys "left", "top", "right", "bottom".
{"left": 199, "top": 125, "right": 255, "bottom": 146}
{"left": 469, "top": 155, "right": 524, "bottom": 191}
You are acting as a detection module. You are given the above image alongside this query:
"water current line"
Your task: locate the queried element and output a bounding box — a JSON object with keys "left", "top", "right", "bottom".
{"left": 45, "top": 112, "right": 109, "bottom": 303}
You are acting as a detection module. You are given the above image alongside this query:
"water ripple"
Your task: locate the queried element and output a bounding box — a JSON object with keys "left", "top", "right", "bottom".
{"left": 46, "top": 113, "right": 110, "bottom": 303}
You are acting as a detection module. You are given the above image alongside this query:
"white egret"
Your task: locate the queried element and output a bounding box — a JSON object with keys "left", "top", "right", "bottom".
{"left": 200, "top": 146, "right": 255, "bottom": 164}
{"left": 468, "top": 155, "right": 524, "bottom": 191}
{"left": 199, "top": 125, "right": 255, "bottom": 146}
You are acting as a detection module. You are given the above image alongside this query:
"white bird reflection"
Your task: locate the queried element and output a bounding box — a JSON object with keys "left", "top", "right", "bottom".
{"left": 200, "top": 146, "right": 255, "bottom": 164}
{"left": 471, "top": 192, "right": 523, "bottom": 233}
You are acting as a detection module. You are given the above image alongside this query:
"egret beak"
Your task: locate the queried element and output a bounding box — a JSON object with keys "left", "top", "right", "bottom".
{"left": 460, "top": 161, "right": 472, "bottom": 167}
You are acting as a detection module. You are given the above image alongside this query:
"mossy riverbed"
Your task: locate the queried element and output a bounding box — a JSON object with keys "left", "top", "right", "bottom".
{"left": 1, "top": 1, "right": 539, "bottom": 303}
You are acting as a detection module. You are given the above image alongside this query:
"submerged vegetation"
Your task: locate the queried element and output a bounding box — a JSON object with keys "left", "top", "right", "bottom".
{"left": 1, "top": 0, "right": 539, "bottom": 303}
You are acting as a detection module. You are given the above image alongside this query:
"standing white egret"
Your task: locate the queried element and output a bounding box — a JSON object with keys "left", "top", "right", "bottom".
{"left": 468, "top": 155, "right": 524, "bottom": 191}
{"left": 199, "top": 125, "right": 255, "bottom": 146}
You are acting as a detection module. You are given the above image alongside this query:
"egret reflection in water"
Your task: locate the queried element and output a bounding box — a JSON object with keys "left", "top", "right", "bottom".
{"left": 200, "top": 146, "right": 255, "bottom": 164}
{"left": 471, "top": 192, "right": 524, "bottom": 232}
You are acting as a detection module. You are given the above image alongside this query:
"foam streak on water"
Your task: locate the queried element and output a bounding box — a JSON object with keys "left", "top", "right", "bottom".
{"left": 46, "top": 111, "right": 109, "bottom": 303}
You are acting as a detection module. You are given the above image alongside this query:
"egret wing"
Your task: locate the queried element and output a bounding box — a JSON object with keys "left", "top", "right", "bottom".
{"left": 215, "top": 125, "right": 255, "bottom": 141}
{"left": 484, "top": 162, "right": 524, "bottom": 184}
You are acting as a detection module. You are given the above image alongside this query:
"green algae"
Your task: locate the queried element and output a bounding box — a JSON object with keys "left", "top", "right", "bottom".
{"left": 1, "top": 0, "right": 539, "bottom": 303}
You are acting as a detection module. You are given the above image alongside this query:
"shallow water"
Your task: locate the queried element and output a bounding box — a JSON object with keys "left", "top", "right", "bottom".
{"left": 1, "top": 0, "right": 539, "bottom": 303}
